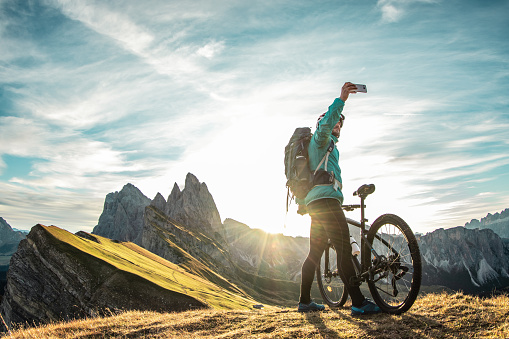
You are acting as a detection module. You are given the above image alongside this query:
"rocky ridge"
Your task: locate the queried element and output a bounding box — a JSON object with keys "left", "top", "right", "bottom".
{"left": 419, "top": 226, "right": 509, "bottom": 294}
{"left": 93, "top": 173, "right": 306, "bottom": 283}
{"left": 0, "top": 224, "right": 245, "bottom": 329}
{"left": 92, "top": 183, "right": 151, "bottom": 244}
{"left": 93, "top": 174, "right": 509, "bottom": 294}
{"left": 465, "top": 208, "right": 509, "bottom": 239}
{"left": 91, "top": 173, "right": 308, "bottom": 305}
{"left": 165, "top": 173, "right": 223, "bottom": 238}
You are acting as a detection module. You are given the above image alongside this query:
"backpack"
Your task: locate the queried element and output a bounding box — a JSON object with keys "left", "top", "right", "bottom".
{"left": 284, "top": 127, "right": 334, "bottom": 210}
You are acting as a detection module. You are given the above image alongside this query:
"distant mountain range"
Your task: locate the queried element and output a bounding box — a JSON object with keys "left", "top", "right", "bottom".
{"left": 464, "top": 208, "right": 509, "bottom": 239}
{"left": 88, "top": 174, "right": 509, "bottom": 295}
{"left": 1, "top": 173, "right": 508, "bottom": 328}
{"left": 0, "top": 218, "right": 25, "bottom": 260}
{"left": 0, "top": 217, "right": 26, "bottom": 298}
{"left": 419, "top": 227, "right": 509, "bottom": 295}
{"left": 96, "top": 175, "right": 509, "bottom": 295}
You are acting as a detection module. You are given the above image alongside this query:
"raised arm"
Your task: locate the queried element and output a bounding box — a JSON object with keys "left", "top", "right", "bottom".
{"left": 314, "top": 82, "right": 357, "bottom": 146}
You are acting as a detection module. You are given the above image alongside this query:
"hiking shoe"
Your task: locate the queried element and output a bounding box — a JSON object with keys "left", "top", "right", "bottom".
{"left": 351, "top": 299, "right": 382, "bottom": 316}
{"left": 298, "top": 301, "right": 326, "bottom": 312}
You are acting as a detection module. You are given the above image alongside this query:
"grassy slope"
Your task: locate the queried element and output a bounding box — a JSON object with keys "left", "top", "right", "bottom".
{"left": 145, "top": 207, "right": 314, "bottom": 307}
{"left": 3, "top": 292, "right": 508, "bottom": 338}
{"left": 42, "top": 226, "right": 257, "bottom": 310}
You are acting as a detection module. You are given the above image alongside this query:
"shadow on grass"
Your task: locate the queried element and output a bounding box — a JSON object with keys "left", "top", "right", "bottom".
{"left": 329, "top": 307, "right": 448, "bottom": 339}
{"left": 304, "top": 311, "right": 340, "bottom": 338}
{"left": 302, "top": 307, "right": 448, "bottom": 339}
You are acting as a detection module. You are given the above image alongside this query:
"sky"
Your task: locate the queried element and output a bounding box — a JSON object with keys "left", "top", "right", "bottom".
{"left": 0, "top": 0, "right": 508, "bottom": 237}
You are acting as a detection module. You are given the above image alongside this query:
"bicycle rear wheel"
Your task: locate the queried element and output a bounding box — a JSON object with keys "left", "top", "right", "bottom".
{"left": 366, "top": 214, "right": 422, "bottom": 314}
{"left": 316, "top": 241, "right": 348, "bottom": 307}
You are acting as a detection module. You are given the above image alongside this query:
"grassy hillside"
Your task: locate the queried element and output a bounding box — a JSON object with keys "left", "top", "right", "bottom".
{"left": 144, "top": 207, "right": 321, "bottom": 307}
{"left": 42, "top": 226, "right": 258, "bottom": 310}
{"left": 2, "top": 292, "right": 507, "bottom": 338}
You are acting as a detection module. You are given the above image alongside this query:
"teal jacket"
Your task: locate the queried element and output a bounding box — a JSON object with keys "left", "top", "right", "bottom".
{"left": 304, "top": 97, "right": 345, "bottom": 205}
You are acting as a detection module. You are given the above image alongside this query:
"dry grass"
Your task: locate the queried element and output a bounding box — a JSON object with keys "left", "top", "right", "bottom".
{"left": 2, "top": 292, "right": 508, "bottom": 339}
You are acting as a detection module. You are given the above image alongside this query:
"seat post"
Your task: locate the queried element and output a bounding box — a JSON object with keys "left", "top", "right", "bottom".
{"left": 360, "top": 196, "right": 367, "bottom": 230}
{"left": 360, "top": 195, "right": 370, "bottom": 270}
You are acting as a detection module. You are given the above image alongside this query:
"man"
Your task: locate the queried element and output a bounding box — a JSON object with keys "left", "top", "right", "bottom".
{"left": 298, "top": 82, "right": 382, "bottom": 316}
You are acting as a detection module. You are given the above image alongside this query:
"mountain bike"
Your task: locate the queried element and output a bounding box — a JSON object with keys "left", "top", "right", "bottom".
{"left": 316, "top": 184, "right": 422, "bottom": 314}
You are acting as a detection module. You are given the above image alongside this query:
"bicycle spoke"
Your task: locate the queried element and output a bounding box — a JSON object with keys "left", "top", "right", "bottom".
{"left": 316, "top": 244, "right": 348, "bottom": 307}
{"left": 366, "top": 214, "right": 422, "bottom": 314}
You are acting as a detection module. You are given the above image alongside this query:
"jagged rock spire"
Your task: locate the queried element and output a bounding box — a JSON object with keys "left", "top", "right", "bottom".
{"left": 166, "top": 173, "right": 223, "bottom": 235}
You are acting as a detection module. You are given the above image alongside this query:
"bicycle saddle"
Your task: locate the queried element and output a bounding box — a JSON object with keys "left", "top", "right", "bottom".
{"left": 354, "top": 184, "right": 375, "bottom": 198}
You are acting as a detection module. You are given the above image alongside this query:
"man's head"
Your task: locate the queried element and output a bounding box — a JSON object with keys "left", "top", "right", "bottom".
{"left": 317, "top": 113, "right": 345, "bottom": 138}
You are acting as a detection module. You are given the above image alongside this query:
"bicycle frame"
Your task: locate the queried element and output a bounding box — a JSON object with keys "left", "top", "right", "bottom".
{"left": 343, "top": 195, "right": 404, "bottom": 285}
{"left": 317, "top": 184, "right": 422, "bottom": 314}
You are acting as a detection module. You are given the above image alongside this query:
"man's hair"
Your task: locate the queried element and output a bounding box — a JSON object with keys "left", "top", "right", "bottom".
{"left": 316, "top": 112, "right": 345, "bottom": 128}
{"left": 316, "top": 113, "right": 326, "bottom": 128}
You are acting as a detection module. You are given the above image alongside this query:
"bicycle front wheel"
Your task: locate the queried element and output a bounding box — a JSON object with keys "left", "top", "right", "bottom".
{"left": 316, "top": 242, "right": 348, "bottom": 307}
{"left": 366, "top": 214, "right": 422, "bottom": 314}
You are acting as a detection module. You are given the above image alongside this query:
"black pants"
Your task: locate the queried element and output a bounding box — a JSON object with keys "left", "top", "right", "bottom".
{"left": 299, "top": 198, "right": 365, "bottom": 307}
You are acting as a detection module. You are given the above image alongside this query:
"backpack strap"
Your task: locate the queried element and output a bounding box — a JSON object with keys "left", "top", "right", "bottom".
{"left": 313, "top": 139, "right": 335, "bottom": 174}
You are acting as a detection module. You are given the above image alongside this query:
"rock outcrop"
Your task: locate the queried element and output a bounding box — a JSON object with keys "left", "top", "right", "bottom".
{"left": 165, "top": 173, "right": 224, "bottom": 238}
{"left": 92, "top": 183, "right": 151, "bottom": 243}
{"left": 419, "top": 226, "right": 509, "bottom": 294}
{"left": 92, "top": 174, "right": 225, "bottom": 245}
{"left": 0, "top": 225, "right": 213, "bottom": 329}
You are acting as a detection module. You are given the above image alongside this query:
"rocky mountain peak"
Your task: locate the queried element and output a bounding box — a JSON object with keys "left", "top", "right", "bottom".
{"left": 185, "top": 172, "right": 200, "bottom": 188}
{"left": 167, "top": 182, "right": 182, "bottom": 206}
{"left": 92, "top": 173, "right": 224, "bottom": 245}
{"left": 419, "top": 226, "right": 509, "bottom": 293}
{"left": 165, "top": 173, "right": 223, "bottom": 236}
{"left": 0, "top": 217, "right": 10, "bottom": 232}
{"left": 150, "top": 192, "right": 166, "bottom": 212}
{"left": 92, "top": 183, "right": 151, "bottom": 243}
{"left": 0, "top": 217, "right": 25, "bottom": 249}
{"left": 465, "top": 208, "right": 509, "bottom": 238}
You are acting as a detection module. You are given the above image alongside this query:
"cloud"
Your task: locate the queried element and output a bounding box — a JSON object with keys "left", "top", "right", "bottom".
{"left": 45, "top": 0, "right": 229, "bottom": 86}
{"left": 1, "top": 0, "right": 508, "bottom": 237}
{"left": 0, "top": 116, "right": 157, "bottom": 192}
{"left": 0, "top": 181, "right": 102, "bottom": 231}
{"left": 196, "top": 40, "right": 225, "bottom": 59}
{"left": 377, "top": 0, "right": 438, "bottom": 23}
{"left": 48, "top": 0, "right": 154, "bottom": 54}
{"left": 380, "top": 3, "right": 403, "bottom": 22}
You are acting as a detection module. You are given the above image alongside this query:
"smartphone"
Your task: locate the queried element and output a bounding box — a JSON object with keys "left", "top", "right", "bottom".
{"left": 354, "top": 84, "right": 367, "bottom": 93}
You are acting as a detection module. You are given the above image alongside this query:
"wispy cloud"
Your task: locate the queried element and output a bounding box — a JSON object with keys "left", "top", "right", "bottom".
{"left": 48, "top": 0, "right": 155, "bottom": 54}
{"left": 0, "top": 0, "right": 508, "bottom": 236}
{"left": 377, "top": 0, "right": 439, "bottom": 23}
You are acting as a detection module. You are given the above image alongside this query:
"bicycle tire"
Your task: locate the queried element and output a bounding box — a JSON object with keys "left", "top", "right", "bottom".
{"left": 316, "top": 242, "right": 349, "bottom": 307}
{"left": 366, "top": 214, "right": 422, "bottom": 314}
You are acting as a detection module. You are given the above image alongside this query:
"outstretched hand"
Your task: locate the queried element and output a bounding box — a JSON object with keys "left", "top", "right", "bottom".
{"left": 340, "top": 82, "right": 358, "bottom": 102}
